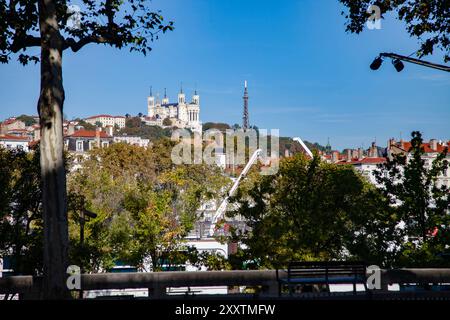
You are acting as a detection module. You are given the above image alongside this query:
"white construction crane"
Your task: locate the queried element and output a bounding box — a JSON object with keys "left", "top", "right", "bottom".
{"left": 208, "top": 148, "right": 263, "bottom": 237}
{"left": 293, "top": 137, "right": 313, "bottom": 158}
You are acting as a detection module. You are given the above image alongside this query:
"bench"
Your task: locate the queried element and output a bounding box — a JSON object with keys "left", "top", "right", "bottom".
{"left": 276, "top": 261, "right": 368, "bottom": 296}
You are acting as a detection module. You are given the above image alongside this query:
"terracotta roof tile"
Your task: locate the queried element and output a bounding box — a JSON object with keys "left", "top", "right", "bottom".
{"left": 67, "top": 129, "right": 111, "bottom": 138}
{"left": 0, "top": 134, "right": 30, "bottom": 141}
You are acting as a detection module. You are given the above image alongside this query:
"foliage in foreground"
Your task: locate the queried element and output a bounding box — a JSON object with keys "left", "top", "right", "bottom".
{"left": 67, "top": 140, "right": 229, "bottom": 272}
{"left": 228, "top": 132, "right": 449, "bottom": 268}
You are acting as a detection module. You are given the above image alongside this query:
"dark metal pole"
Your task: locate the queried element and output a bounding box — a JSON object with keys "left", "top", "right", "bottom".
{"left": 79, "top": 210, "right": 85, "bottom": 248}
{"left": 79, "top": 210, "right": 85, "bottom": 299}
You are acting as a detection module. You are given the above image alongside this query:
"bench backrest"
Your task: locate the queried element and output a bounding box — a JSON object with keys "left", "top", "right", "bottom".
{"left": 287, "top": 261, "right": 367, "bottom": 280}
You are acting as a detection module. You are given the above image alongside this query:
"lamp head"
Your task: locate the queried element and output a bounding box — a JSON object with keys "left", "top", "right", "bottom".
{"left": 370, "top": 56, "right": 383, "bottom": 70}
{"left": 392, "top": 59, "right": 404, "bottom": 72}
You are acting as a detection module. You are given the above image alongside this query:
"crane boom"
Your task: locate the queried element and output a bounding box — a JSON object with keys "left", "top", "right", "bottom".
{"left": 293, "top": 137, "right": 313, "bottom": 158}
{"left": 208, "top": 149, "right": 262, "bottom": 236}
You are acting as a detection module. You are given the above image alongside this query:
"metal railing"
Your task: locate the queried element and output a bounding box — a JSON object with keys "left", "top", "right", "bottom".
{"left": 1, "top": 268, "right": 450, "bottom": 299}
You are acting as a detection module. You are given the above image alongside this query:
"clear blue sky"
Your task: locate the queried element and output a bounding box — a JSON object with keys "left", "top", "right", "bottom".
{"left": 0, "top": 0, "right": 449, "bottom": 150}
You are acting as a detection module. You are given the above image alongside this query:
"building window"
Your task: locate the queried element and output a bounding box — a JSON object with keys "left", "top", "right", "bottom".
{"left": 102, "top": 141, "right": 109, "bottom": 148}
{"left": 76, "top": 141, "right": 83, "bottom": 152}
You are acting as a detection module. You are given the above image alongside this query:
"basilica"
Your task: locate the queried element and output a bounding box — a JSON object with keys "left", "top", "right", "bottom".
{"left": 143, "top": 87, "right": 202, "bottom": 132}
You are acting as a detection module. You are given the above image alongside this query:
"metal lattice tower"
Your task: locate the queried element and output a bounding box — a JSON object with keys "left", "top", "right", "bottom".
{"left": 242, "top": 80, "right": 249, "bottom": 130}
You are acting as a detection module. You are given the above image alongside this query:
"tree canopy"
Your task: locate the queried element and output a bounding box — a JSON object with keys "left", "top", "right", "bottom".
{"left": 339, "top": 0, "right": 450, "bottom": 61}
{"left": 227, "top": 132, "right": 450, "bottom": 269}
{"left": 374, "top": 131, "right": 450, "bottom": 266}
{"left": 0, "top": 0, "right": 174, "bottom": 64}
{"left": 67, "top": 141, "right": 230, "bottom": 272}
{"left": 0, "top": 147, "right": 43, "bottom": 275}
{"left": 228, "top": 153, "right": 380, "bottom": 269}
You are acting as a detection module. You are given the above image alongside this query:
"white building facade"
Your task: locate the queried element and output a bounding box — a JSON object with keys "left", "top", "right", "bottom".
{"left": 145, "top": 88, "right": 202, "bottom": 133}
{"left": 113, "top": 136, "right": 151, "bottom": 148}
{"left": 0, "top": 135, "right": 30, "bottom": 152}
{"left": 84, "top": 115, "right": 126, "bottom": 129}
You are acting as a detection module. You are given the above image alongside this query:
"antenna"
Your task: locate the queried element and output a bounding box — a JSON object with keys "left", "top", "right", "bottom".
{"left": 242, "top": 80, "right": 249, "bottom": 130}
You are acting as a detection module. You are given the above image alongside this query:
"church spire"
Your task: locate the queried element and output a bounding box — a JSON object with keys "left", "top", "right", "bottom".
{"left": 162, "top": 87, "right": 169, "bottom": 105}
{"left": 178, "top": 82, "right": 185, "bottom": 104}
{"left": 149, "top": 86, "right": 153, "bottom": 96}
{"left": 325, "top": 137, "right": 331, "bottom": 154}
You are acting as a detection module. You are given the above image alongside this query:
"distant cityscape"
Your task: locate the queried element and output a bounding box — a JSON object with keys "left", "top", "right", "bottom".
{"left": 1, "top": 94, "right": 449, "bottom": 190}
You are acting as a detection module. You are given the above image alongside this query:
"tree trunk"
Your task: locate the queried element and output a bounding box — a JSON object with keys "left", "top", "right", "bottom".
{"left": 38, "top": 0, "right": 69, "bottom": 299}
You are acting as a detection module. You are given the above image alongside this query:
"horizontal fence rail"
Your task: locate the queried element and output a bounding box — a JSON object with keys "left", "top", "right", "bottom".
{"left": 1, "top": 269, "right": 450, "bottom": 299}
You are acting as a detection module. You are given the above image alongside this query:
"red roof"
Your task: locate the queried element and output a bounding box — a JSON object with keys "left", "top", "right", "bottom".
{"left": 0, "top": 134, "right": 30, "bottom": 141}
{"left": 67, "top": 130, "right": 111, "bottom": 138}
{"left": 1, "top": 118, "right": 22, "bottom": 126}
{"left": 396, "top": 141, "right": 448, "bottom": 153}
{"left": 85, "top": 114, "right": 125, "bottom": 119}
{"left": 85, "top": 114, "right": 113, "bottom": 119}
{"left": 7, "top": 128, "right": 27, "bottom": 132}
{"left": 337, "top": 157, "right": 386, "bottom": 165}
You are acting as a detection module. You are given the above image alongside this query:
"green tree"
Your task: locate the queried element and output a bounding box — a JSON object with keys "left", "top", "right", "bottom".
{"left": 0, "top": 147, "right": 43, "bottom": 276}
{"left": 118, "top": 123, "right": 173, "bottom": 140}
{"left": 16, "top": 114, "right": 37, "bottom": 126}
{"left": 374, "top": 131, "right": 450, "bottom": 266}
{"left": 339, "top": 0, "right": 450, "bottom": 61}
{"left": 1, "top": 0, "right": 173, "bottom": 298}
{"left": 67, "top": 141, "right": 229, "bottom": 272}
{"left": 343, "top": 182, "right": 402, "bottom": 267}
{"left": 75, "top": 119, "right": 96, "bottom": 131}
{"left": 162, "top": 118, "right": 172, "bottom": 126}
{"left": 125, "top": 116, "right": 143, "bottom": 128}
{"left": 228, "top": 153, "right": 375, "bottom": 269}
{"left": 203, "top": 122, "right": 231, "bottom": 132}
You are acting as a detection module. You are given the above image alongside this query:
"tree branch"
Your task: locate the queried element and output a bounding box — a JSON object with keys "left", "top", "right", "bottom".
{"left": 10, "top": 35, "right": 41, "bottom": 53}
{"left": 63, "top": 36, "right": 109, "bottom": 52}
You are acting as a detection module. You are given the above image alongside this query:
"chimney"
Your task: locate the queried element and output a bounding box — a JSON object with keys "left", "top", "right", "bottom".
{"left": 33, "top": 126, "right": 41, "bottom": 141}
{"left": 332, "top": 151, "right": 339, "bottom": 163}
{"left": 68, "top": 123, "right": 75, "bottom": 135}
{"left": 357, "top": 148, "right": 363, "bottom": 160}
{"left": 346, "top": 149, "right": 352, "bottom": 162}
{"left": 105, "top": 125, "right": 113, "bottom": 137}
{"left": 284, "top": 148, "right": 290, "bottom": 158}
{"left": 95, "top": 127, "right": 101, "bottom": 147}
{"left": 429, "top": 139, "right": 438, "bottom": 151}
{"left": 370, "top": 142, "right": 377, "bottom": 158}
{"left": 387, "top": 139, "right": 392, "bottom": 151}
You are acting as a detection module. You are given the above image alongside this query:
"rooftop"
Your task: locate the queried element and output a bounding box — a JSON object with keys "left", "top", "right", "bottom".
{"left": 85, "top": 114, "right": 125, "bottom": 119}
{"left": 0, "top": 134, "right": 30, "bottom": 141}
{"left": 67, "top": 129, "right": 111, "bottom": 138}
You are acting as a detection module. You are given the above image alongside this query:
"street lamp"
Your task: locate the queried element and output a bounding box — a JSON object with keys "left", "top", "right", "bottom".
{"left": 79, "top": 209, "right": 97, "bottom": 247}
{"left": 370, "top": 52, "right": 450, "bottom": 72}
{"left": 78, "top": 208, "right": 97, "bottom": 299}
